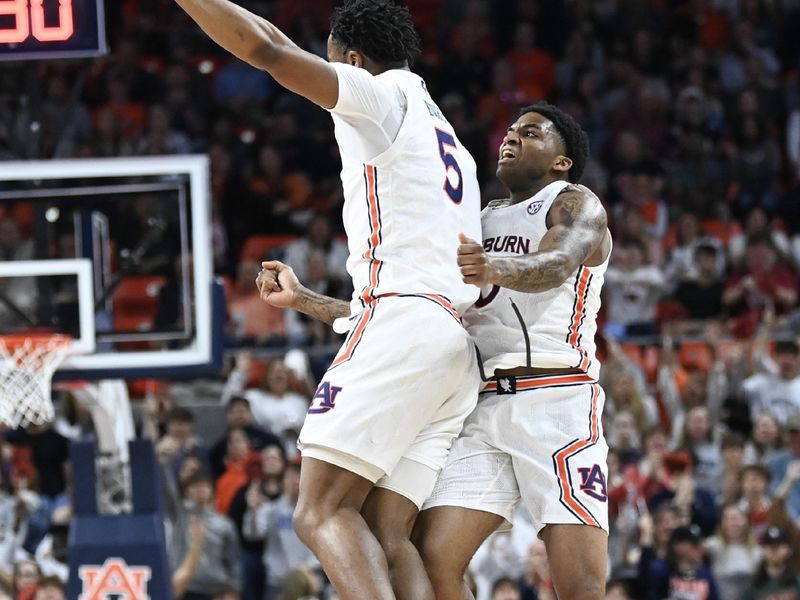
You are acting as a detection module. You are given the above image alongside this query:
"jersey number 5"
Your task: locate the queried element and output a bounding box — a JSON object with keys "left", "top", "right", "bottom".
{"left": 435, "top": 128, "right": 463, "bottom": 204}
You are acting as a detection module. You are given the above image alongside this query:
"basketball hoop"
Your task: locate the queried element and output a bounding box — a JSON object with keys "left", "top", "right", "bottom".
{"left": 0, "top": 334, "right": 72, "bottom": 428}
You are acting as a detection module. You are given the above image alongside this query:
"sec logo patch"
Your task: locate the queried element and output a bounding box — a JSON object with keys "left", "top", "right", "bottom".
{"left": 527, "top": 200, "right": 543, "bottom": 215}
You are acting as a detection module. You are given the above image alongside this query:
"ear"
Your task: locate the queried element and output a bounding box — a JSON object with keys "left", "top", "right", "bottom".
{"left": 552, "top": 155, "right": 573, "bottom": 175}
{"left": 346, "top": 50, "right": 363, "bottom": 68}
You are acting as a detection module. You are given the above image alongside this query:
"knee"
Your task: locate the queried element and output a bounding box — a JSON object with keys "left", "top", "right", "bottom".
{"left": 292, "top": 502, "right": 325, "bottom": 546}
{"left": 416, "top": 533, "right": 461, "bottom": 582}
{"left": 367, "top": 515, "right": 414, "bottom": 559}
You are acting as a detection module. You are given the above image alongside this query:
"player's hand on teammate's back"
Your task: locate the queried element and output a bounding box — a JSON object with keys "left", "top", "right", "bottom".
{"left": 457, "top": 232, "right": 493, "bottom": 287}
{"left": 257, "top": 260, "right": 301, "bottom": 308}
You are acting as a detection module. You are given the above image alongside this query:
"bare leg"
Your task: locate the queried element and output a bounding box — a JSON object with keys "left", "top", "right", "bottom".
{"left": 292, "top": 457, "right": 395, "bottom": 600}
{"left": 413, "top": 506, "right": 505, "bottom": 600}
{"left": 541, "top": 524, "right": 607, "bottom": 600}
{"left": 361, "top": 488, "right": 432, "bottom": 600}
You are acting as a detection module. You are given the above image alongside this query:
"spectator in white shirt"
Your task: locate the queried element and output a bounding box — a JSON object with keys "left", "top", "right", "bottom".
{"left": 741, "top": 340, "right": 800, "bottom": 425}
{"left": 604, "top": 238, "right": 666, "bottom": 336}
{"left": 242, "top": 360, "right": 308, "bottom": 444}
{"left": 224, "top": 355, "right": 309, "bottom": 444}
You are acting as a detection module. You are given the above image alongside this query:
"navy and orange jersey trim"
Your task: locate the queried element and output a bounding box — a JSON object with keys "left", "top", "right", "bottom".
{"left": 329, "top": 301, "right": 378, "bottom": 370}
{"left": 566, "top": 266, "right": 593, "bottom": 372}
{"left": 551, "top": 383, "right": 603, "bottom": 527}
{"left": 389, "top": 293, "right": 462, "bottom": 325}
{"left": 482, "top": 372, "right": 595, "bottom": 394}
{"left": 359, "top": 164, "right": 384, "bottom": 307}
{"left": 328, "top": 294, "right": 461, "bottom": 371}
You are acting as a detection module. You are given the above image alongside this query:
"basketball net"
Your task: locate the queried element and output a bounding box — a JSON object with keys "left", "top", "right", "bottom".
{"left": 0, "top": 335, "right": 71, "bottom": 428}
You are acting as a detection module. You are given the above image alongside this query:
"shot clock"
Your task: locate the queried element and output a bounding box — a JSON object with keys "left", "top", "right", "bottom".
{"left": 0, "top": 0, "right": 107, "bottom": 60}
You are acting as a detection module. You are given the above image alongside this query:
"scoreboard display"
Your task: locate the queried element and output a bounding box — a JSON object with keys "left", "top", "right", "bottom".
{"left": 0, "top": 0, "right": 107, "bottom": 61}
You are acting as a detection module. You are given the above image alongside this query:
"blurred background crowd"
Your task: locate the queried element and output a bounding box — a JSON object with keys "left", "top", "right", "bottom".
{"left": 4, "top": 0, "right": 800, "bottom": 598}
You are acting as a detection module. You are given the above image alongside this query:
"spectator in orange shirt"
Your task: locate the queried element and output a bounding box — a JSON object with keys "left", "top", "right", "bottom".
{"left": 215, "top": 428, "right": 259, "bottom": 515}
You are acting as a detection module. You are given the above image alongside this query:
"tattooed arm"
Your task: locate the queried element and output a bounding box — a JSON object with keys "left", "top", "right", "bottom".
{"left": 458, "top": 185, "right": 608, "bottom": 293}
{"left": 256, "top": 261, "right": 350, "bottom": 326}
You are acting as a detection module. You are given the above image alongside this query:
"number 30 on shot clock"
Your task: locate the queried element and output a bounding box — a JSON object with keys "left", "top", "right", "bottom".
{"left": 0, "top": 0, "right": 107, "bottom": 61}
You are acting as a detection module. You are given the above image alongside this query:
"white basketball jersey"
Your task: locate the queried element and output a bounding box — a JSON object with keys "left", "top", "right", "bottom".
{"left": 332, "top": 70, "right": 481, "bottom": 316}
{"left": 464, "top": 181, "right": 608, "bottom": 380}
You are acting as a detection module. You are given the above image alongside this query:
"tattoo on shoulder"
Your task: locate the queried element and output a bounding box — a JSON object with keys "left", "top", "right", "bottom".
{"left": 487, "top": 198, "right": 512, "bottom": 209}
{"left": 554, "top": 185, "right": 606, "bottom": 233}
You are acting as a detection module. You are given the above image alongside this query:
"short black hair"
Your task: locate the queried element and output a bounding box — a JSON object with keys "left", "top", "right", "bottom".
{"left": 182, "top": 469, "right": 213, "bottom": 491}
{"left": 519, "top": 102, "right": 590, "bottom": 183}
{"left": 741, "top": 463, "right": 771, "bottom": 484}
{"left": 227, "top": 395, "right": 251, "bottom": 411}
{"left": 167, "top": 406, "right": 193, "bottom": 423}
{"left": 721, "top": 431, "right": 745, "bottom": 450}
{"left": 776, "top": 340, "right": 800, "bottom": 356}
{"left": 330, "top": 0, "right": 421, "bottom": 67}
{"left": 695, "top": 242, "right": 718, "bottom": 258}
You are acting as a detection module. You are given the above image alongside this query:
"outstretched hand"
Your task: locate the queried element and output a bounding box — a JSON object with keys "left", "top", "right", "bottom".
{"left": 256, "top": 261, "right": 301, "bottom": 309}
{"left": 457, "top": 233, "right": 493, "bottom": 288}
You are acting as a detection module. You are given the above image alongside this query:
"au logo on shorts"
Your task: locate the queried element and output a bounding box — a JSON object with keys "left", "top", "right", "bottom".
{"left": 577, "top": 465, "right": 608, "bottom": 502}
{"left": 79, "top": 557, "right": 151, "bottom": 600}
{"left": 527, "top": 200, "right": 543, "bottom": 215}
{"left": 309, "top": 381, "right": 343, "bottom": 414}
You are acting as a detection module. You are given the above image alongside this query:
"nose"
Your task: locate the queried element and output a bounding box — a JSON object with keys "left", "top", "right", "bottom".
{"left": 502, "top": 129, "right": 520, "bottom": 146}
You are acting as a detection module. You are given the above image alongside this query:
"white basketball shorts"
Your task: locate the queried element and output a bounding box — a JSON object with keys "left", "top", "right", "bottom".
{"left": 298, "top": 294, "right": 479, "bottom": 508}
{"left": 424, "top": 372, "right": 609, "bottom": 533}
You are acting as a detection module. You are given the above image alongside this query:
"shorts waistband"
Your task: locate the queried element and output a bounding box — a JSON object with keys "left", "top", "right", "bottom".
{"left": 482, "top": 372, "right": 596, "bottom": 395}
{"left": 335, "top": 293, "right": 462, "bottom": 334}
{"left": 374, "top": 293, "right": 462, "bottom": 323}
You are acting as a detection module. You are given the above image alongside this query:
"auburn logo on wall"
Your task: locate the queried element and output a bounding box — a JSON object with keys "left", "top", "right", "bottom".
{"left": 79, "top": 558, "right": 152, "bottom": 600}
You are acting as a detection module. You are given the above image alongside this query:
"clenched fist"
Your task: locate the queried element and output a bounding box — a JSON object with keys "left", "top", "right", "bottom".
{"left": 457, "top": 232, "right": 494, "bottom": 287}
{"left": 256, "top": 260, "right": 301, "bottom": 309}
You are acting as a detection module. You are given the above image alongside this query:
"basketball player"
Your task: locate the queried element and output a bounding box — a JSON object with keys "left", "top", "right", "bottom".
{"left": 414, "top": 103, "right": 612, "bottom": 600}
{"left": 174, "top": 1, "right": 481, "bottom": 598}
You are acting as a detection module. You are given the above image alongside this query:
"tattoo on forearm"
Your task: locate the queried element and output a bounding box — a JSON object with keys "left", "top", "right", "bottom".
{"left": 294, "top": 287, "right": 350, "bottom": 325}
{"left": 491, "top": 188, "right": 607, "bottom": 293}
{"left": 491, "top": 251, "right": 574, "bottom": 293}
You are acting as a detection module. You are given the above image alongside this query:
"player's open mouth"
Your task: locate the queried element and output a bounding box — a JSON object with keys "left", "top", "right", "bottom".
{"left": 498, "top": 148, "right": 516, "bottom": 164}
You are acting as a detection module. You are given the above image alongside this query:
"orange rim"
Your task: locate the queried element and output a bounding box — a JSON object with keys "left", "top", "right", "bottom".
{"left": 0, "top": 334, "right": 72, "bottom": 353}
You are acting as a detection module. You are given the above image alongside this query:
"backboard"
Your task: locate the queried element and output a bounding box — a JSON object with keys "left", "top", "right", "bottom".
{"left": 0, "top": 155, "right": 223, "bottom": 379}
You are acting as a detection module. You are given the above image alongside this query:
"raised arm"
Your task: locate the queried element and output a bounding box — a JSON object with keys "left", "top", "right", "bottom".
{"left": 257, "top": 261, "right": 350, "bottom": 325}
{"left": 174, "top": 0, "right": 338, "bottom": 108}
{"left": 459, "top": 184, "right": 608, "bottom": 293}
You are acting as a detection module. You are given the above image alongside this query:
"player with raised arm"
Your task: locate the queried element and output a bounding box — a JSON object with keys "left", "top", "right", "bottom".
{"left": 173, "top": 1, "right": 481, "bottom": 598}
{"left": 414, "top": 103, "right": 612, "bottom": 600}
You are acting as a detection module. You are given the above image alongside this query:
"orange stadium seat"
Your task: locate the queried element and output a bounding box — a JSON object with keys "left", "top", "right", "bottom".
{"left": 620, "top": 343, "right": 643, "bottom": 368}
{"left": 239, "top": 235, "right": 297, "bottom": 262}
{"left": 701, "top": 218, "right": 740, "bottom": 245}
{"left": 246, "top": 357, "right": 270, "bottom": 389}
{"left": 679, "top": 341, "right": 713, "bottom": 373}
{"left": 113, "top": 276, "right": 167, "bottom": 331}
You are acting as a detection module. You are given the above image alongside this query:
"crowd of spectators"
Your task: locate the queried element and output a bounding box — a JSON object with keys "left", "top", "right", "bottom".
{"left": 3, "top": 0, "right": 800, "bottom": 598}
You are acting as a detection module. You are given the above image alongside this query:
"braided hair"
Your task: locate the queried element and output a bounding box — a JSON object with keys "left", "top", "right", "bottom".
{"left": 330, "top": 0, "right": 421, "bottom": 67}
